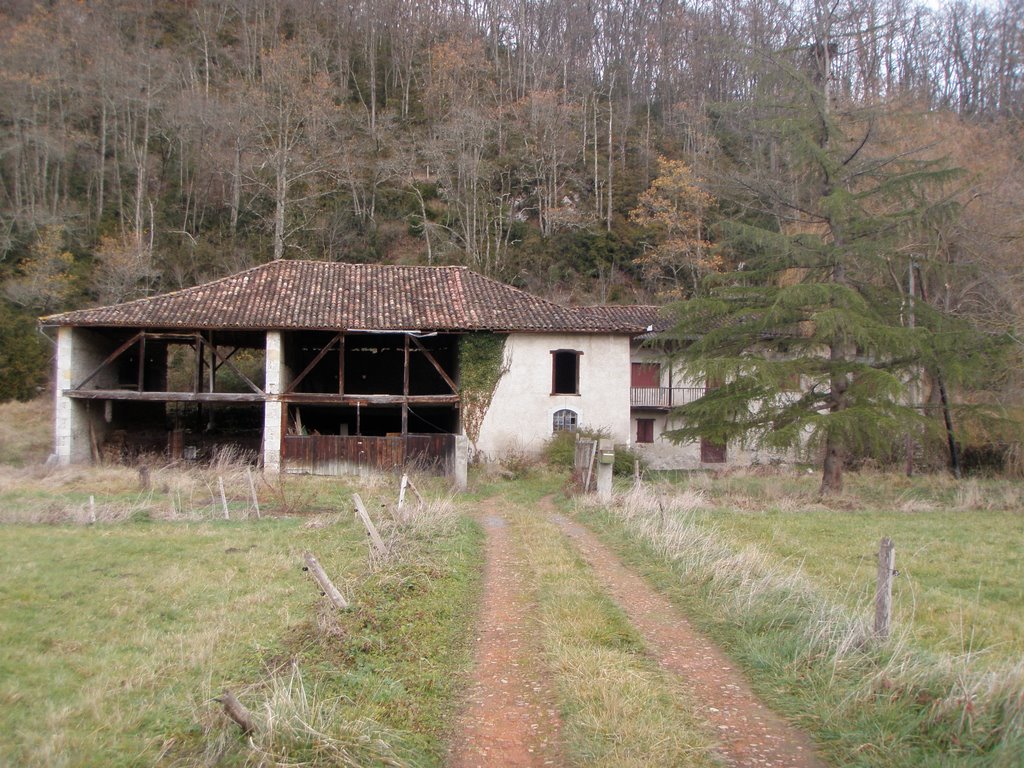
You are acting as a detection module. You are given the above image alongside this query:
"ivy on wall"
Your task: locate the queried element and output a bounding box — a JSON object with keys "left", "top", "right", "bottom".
{"left": 459, "top": 333, "right": 509, "bottom": 448}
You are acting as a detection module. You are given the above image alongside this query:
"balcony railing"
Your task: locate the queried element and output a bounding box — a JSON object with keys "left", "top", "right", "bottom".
{"left": 630, "top": 386, "right": 707, "bottom": 409}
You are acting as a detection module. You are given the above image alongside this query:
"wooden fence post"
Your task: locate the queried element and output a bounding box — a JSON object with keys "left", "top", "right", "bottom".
{"left": 302, "top": 551, "right": 349, "bottom": 609}
{"left": 353, "top": 493, "right": 388, "bottom": 557}
{"left": 398, "top": 474, "right": 408, "bottom": 512}
{"left": 247, "top": 468, "right": 261, "bottom": 519}
{"left": 89, "top": 495, "right": 96, "bottom": 524}
{"left": 875, "top": 537, "right": 896, "bottom": 639}
{"left": 406, "top": 477, "right": 425, "bottom": 505}
{"left": 218, "top": 476, "right": 229, "bottom": 520}
{"left": 217, "top": 689, "right": 256, "bottom": 734}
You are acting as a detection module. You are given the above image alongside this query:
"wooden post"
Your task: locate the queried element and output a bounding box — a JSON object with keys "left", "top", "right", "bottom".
{"left": 875, "top": 537, "right": 896, "bottom": 639}
{"left": 583, "top": 441, "right": 597, "bottom": 492}
{"left": 398, "top": 474, "right": 409, "bottom": 511}
{"left": 633, "top": 459, "right": 640, "bottom": 487}
{"left": 218, "top": 476, "right": 229, "bottom": 520}
{"left": 302, "top": 551, "right": 349, "bottom": 609}
{"left": 353, "top": 493, "right": 387, "bottom": 556}
{"left": 247, "top": 468, "right": 261, "bottom": 519}
{"left": 405, "top": 476, "right": 425, "bottom": 505}
{"left": 89, "top": 495, "right": 96, "bottom": 524}
{"left": 138, "top": 465, "right": 151, "bottom": 491}
{"left": 217, "top": 689, "right": 256, "bottom": 734}
{"left": 401, "top": 335, "right": 410, "bottom": 436}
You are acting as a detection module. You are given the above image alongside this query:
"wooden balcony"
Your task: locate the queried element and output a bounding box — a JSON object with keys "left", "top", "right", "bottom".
{"left": 630, "top": 386, "right": 706, "bottom": 410}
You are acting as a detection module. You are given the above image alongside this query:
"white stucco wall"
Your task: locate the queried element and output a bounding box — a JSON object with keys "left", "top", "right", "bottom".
{"left": 475, "top": 333, "right": 632, "bottom": 459}
{"left": 629, "top": 345, "right": 796, "bottom": 470}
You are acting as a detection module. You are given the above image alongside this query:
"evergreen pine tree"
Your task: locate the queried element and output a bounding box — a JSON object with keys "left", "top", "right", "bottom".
{"left": 662, "top": 13, "right": 1005, "bottom": 494}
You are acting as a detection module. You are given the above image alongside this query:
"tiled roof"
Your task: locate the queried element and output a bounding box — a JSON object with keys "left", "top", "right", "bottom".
{"left": 574, "top": 304, "right": 667, "bottom": 332}
{"left": 42, "top": 260, "right": 661, "bottom": 334}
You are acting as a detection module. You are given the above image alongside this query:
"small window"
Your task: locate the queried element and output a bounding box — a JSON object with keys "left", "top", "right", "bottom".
{"left": 553, "top": 409, "right": 578, "bottom": 432}
{"left": 551, "top": 349, "right": 581, "bottom": 394}
{"left": 636, "top": 418, "right": 655, "bottom": 444}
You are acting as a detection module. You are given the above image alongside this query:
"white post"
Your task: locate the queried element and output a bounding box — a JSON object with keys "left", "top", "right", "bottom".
{"left": 263, "top": 331, "right": 285, "bottom": 473}
{"left": 453, "top": 435, "right": 469, "bottom": 492}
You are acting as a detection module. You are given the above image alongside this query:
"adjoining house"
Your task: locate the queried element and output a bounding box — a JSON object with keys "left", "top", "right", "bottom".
{"left": 40, "top": 259, "right": 774, "bottom": 476}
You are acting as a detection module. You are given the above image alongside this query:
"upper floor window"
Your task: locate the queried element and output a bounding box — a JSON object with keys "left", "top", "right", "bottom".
{"left": 551, "top": 349, "right": 582, "bottom": 394}
{"left": 553, "top": 408, "right": 578, "bottom": 432}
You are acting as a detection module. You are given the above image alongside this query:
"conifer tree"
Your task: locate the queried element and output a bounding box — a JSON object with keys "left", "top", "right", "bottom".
{"left": 662, "top": 12, "right": 1004, "bottom": 494}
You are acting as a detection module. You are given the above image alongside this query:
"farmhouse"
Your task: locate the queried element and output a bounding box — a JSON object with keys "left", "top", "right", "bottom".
{"left": 41, "top": 259, "right": 766, "bottom": 476}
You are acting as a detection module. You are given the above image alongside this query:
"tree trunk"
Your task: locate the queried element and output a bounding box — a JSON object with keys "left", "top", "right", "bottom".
{"left": 820, "top": 435, "right": 844, "bottom": 495}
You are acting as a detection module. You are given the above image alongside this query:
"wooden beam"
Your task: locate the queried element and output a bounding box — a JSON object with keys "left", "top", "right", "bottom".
{"left": 338, "top": 334, "right": 345, "bottom": 395}
{"left": 137, "top": 333, "right": 146, "bottom": 392}
{"left": 402, "top": 335, "right": 410, "bottom": 435}
{"left": 285, "top": 335, "right": 340, "bottom": 393}
{"left": 73, "top": 331, "right": 142, "bottom": 390}
{"left": 208, "top": 342, "right": 264, "bottom": 394}
{"left": 281, "top": 393, "right": 460, "bottom": 406}
{"left": 410, "top": 335, "right": 458, "bottom": 394}
{"left": 207, "top": 331, "right": 215, "bottom": 393}
{"left": 65, "top": 390, "right": 265, "bottom": 403}
{"left": 212, "top": 346, "right": 240, "bottom": 372}
{"left": 194, "top": 333, "right": 203, "bottom": 394}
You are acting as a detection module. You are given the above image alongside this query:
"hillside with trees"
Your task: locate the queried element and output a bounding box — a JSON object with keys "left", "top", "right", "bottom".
{"left": 1, "top": 1, "right": 1022, "bottom": 440}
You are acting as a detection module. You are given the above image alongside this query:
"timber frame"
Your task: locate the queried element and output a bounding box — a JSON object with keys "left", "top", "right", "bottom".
{"left": 52, "top": 324, "right": 463, "bottom": 473}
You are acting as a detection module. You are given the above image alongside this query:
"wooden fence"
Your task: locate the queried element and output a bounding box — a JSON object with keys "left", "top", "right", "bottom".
{"left": 574, "top": 438, "right": 598, "bottom": 491}
{"left": 283, "top": 433, "right": 456, "bottom": 476}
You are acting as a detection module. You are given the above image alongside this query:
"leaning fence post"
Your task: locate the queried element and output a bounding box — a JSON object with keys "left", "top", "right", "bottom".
{"left": 246, "top": 468, "right": 261, "bottom": 519}
{"left": 217, "top": 689, "right": 256, "bottom": 734}
{"left": 218, "top": 476, "right": 229, "bottom": 520}
{"left": 398, "top": 474, "right": 409, "bottom": 511}
{"left": 302, "top": 551, "right": 349, "bottom": 610}
{"left": 875, "top": 537, "right": 896, "bottom": 639}
{"left": 353, "top": 493, "right": 388, "bottom": 557}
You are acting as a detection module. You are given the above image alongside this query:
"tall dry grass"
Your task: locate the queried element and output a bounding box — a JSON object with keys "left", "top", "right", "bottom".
{"left": 0, "top": 451, "right": 270, "bottom": 524}
{"left": 0, "top": 397, "right": 52, "bottom": 466}
{"left": 198, "top": 663, "right": 408, "bottom": 767}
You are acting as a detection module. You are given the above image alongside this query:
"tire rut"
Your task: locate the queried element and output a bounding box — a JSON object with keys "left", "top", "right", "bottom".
{"left": 549, "top": 502, "right": 828, "bottom": 768}
{"left": 448, "top": 501, "right": 562, "bottom": 768}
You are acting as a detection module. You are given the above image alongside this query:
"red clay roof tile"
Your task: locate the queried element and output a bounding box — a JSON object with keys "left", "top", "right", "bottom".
{"left": 42, "top": 260, "right": 664, "bottom": 334}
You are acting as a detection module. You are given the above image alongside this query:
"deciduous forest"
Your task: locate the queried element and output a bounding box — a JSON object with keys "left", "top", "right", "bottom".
{"left": 1, "top": 0, "right": 1022, "bottom": 412}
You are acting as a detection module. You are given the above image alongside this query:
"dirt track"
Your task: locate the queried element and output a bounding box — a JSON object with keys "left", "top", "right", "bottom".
{"left": 449, "top": 494, "right": 827, "bottom": 768}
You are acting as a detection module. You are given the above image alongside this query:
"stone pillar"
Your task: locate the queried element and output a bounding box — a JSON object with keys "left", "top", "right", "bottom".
{"left": 54, "top": 326, "right": 75, "bottom": 464}
{"left": 453, "top": 434, "right": 469, "bottom": 491}
{"left": 263, "top": 331, "right": 284, "bottom": 473}
{"left": 54, "top": 327, "right": 110, "bottom": 465}
{"left": 596, "top": 438, "right": 614, "bottom": 503}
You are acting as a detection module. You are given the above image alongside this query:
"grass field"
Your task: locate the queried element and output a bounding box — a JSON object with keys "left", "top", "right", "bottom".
{"left": 0, "top": 463, "right": 483, "bottom": 767}
{"left": 576, "top": 470, "right": 1024, "bottom": 767}
{"left": 675, "top": 470, "right": 1024, "bottom": 660}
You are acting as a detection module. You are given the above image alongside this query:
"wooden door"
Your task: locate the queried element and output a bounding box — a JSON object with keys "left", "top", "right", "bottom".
{"left": 700, "top": 437, "right": 727, "bottom": 463}
{"left": 631, "top": 362, "right": 660, "bottom": 388}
